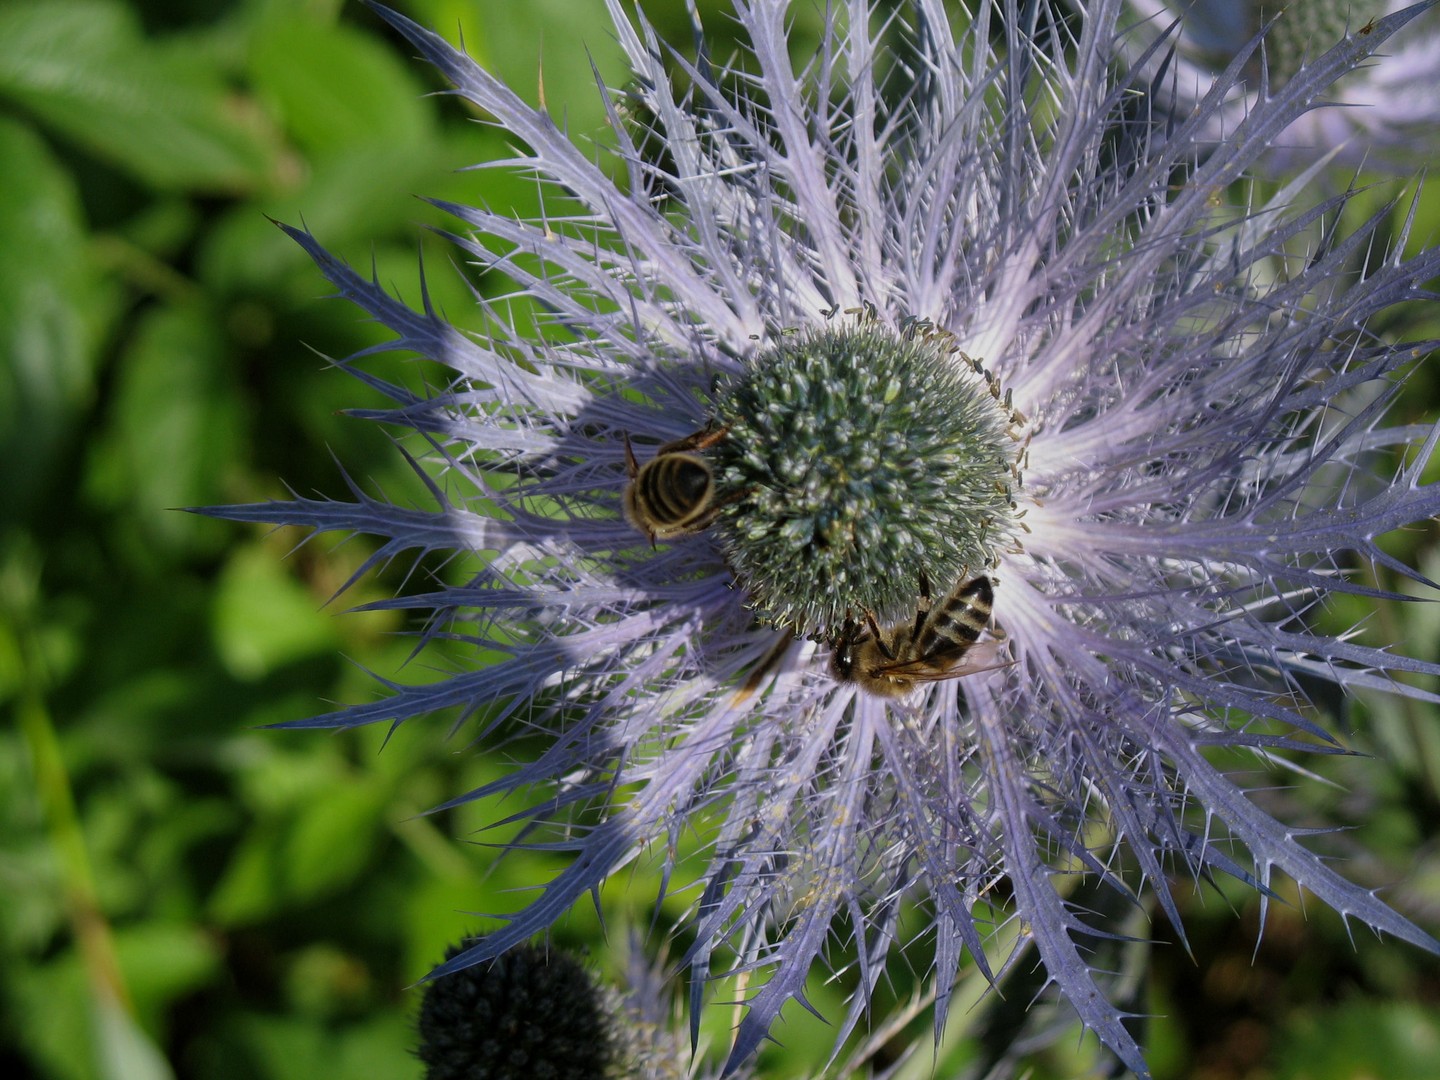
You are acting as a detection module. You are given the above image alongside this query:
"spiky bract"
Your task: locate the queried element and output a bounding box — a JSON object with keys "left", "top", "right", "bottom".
{"left": 711, "top": 323, "right": 1016, "bottom": 635}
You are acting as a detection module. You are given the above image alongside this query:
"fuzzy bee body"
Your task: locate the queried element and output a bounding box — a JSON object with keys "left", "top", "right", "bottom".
{"left": 831, "top": 575, "right": 998, "bottom": 697}
{"left": 622, "top": 425, "right": 729, "bottom": 544}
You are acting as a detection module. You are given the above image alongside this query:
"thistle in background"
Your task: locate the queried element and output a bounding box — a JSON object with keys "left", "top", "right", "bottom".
{"left": 206, "top": 1, "right": 1440, "bottom": 1075}
{"left": 416, "top": 937, "right": 748, "bottom": 1080}
{"left": 1124, "top": 0, "right": 1440, "bottom": 171}
{"left": 417, "top": 941, "right": 616, "bottom": 1080}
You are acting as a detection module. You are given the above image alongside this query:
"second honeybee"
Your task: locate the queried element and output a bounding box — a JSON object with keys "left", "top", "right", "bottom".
{"left": 831, "top": 575, "right": 999, "bottom": 697}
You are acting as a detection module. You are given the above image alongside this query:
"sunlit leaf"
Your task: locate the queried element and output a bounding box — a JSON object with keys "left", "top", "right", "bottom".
{"left": 0, "top": 0, "right": 280, "bottom": 192}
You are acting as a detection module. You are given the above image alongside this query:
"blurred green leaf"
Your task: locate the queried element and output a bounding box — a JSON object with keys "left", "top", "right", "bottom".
{"left": 0, "top": 118, "right": 113, "bottom": 523}
{"left": 206, "top": 817, "right": 288, "bottom": 926}
{"left": 8, "top": 951, "right": 102, "bottom": 1080}
{"left": 198, "top": 6, "right": 462, "bottom": 295}
{"left": 0, "top": 733, "right": 64, "bottom": 952}
{"left": 87, "top": 303, "right": 245, "bottom": 548}
{"left": 282, "top": 776, "right": 390, "bottom": 902}
{"left": 250, "top": 12, "right": 432, "bottom": 157}
{"left": 199, "top": 1012, "right": 415, "bottom": 1080}
{"left": 410, "top": 0, "right": 625, "bottom": 125}
{"left": 117, "top": 921, "right": 224, "bottom": 1032}
{"left": 207, "top": 743, "right": 386, "bottom": 923}
{"left": 0, "top": 0, "right": 282, "bottom": 193}
{"left": 284, "top": 943, "right": 376, "bottom": 1018}
{"left": 400, "top": 876, "right": 495, "bottom": 977}
{"left": 197, "top": 144, "right": 457, "bottom": 295}
{"left": 1274, "top": 999, "right": 1440, "bottom": 1080}
{"left": 94, "top": 993, "right": 175, "bottom": 1080}
{"left": 212, "top": 545, "right": 342, "bottom": 680}
{"left": 4, "top": 922, "right": 209, "bottom": 1080}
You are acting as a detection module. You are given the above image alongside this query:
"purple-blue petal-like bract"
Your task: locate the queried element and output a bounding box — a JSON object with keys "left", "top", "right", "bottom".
{"left": 207, "top": 1, "right": 1440, "bottom": 1074}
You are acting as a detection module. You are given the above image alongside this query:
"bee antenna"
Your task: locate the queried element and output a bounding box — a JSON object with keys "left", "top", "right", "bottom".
{"left": 622, "top": 432, "right": 639, "bottom": 479}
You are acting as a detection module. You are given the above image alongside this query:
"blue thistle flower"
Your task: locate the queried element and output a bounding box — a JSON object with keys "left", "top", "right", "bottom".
{"left": 206, "top": 1, "right": 1440, "bottom": 1074}
{"left": 1125, "top": 0, "right": 1440, "bottom": 171}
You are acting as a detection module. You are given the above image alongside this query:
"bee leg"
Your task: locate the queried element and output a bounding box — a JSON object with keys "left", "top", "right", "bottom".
{"left": 659, "top": 422, "right": 731, "bottom": 456}
{"left": 828, "top": 619, "right": 860, "bottom": 682}
{"left": 911, "top": 571, "right": 932, "bottom": 640}
{"left": 863, "top": 610, "right": 895, "bottom": 660}
{"left": 686, "top": 422, "right": 731, "bottom": 452}
{"left": 712, "top": 484, "right": 751, "bottom": 511}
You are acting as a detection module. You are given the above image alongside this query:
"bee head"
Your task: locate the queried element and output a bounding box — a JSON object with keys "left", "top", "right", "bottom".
{"left": 828, "top": 627, "right": 862, "bottom": 683}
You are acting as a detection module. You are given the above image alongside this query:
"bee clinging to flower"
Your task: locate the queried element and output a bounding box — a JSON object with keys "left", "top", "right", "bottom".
{"left": 621, "top": 425, "right": 729, "bottom": 546}
{"left": 830, "top": 574, "right": 1002, "bottom": 697}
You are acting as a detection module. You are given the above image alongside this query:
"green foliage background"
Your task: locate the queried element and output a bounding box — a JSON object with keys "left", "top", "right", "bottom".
{"left": 2, "top": 2, "right": 1437, "bottom": 1078}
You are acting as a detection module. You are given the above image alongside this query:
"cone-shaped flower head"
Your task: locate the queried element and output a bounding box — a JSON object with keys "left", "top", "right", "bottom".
{"left": 208, "top": 1, "right": 1440, "bottom": 1074}
{"left": 417, "top": 935, "right": 744, "bottom": 1080}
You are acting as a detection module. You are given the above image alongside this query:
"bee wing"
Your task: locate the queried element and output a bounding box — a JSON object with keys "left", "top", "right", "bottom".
{"left": 731, "top": 628, "right": 796, "bottom": 706}
{"left": 869, "top": 641, "right": 1013, "bottom": 682}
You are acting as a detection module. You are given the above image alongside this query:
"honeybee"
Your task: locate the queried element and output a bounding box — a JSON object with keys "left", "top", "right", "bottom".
{"left": 830, "top": 575, "right": 1001, "bottom": 697}
{"left": 622, "top": 424, "right": 729, "bottom": 545}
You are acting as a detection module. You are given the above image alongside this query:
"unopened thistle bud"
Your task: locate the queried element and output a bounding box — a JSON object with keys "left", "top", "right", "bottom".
{"left": 417, "top": 942, "right": 615, "bottom": 1080}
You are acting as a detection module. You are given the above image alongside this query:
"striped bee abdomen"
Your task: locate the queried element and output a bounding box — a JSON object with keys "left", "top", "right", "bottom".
{"left": 924, "top": 575, "right": 992, "bottom": 653}
{"left": 623, "top": 448, "right": 718, "bottom": 543}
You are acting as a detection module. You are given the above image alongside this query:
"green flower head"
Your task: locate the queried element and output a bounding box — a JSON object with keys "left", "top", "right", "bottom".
{"left": 710, "top": 321, "right": 1020, "bottom": 636}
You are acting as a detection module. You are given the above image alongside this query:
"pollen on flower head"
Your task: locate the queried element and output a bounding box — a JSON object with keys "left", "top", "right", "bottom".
{"left": 707, "top": 320, "right": 1020, "bottom": 638}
